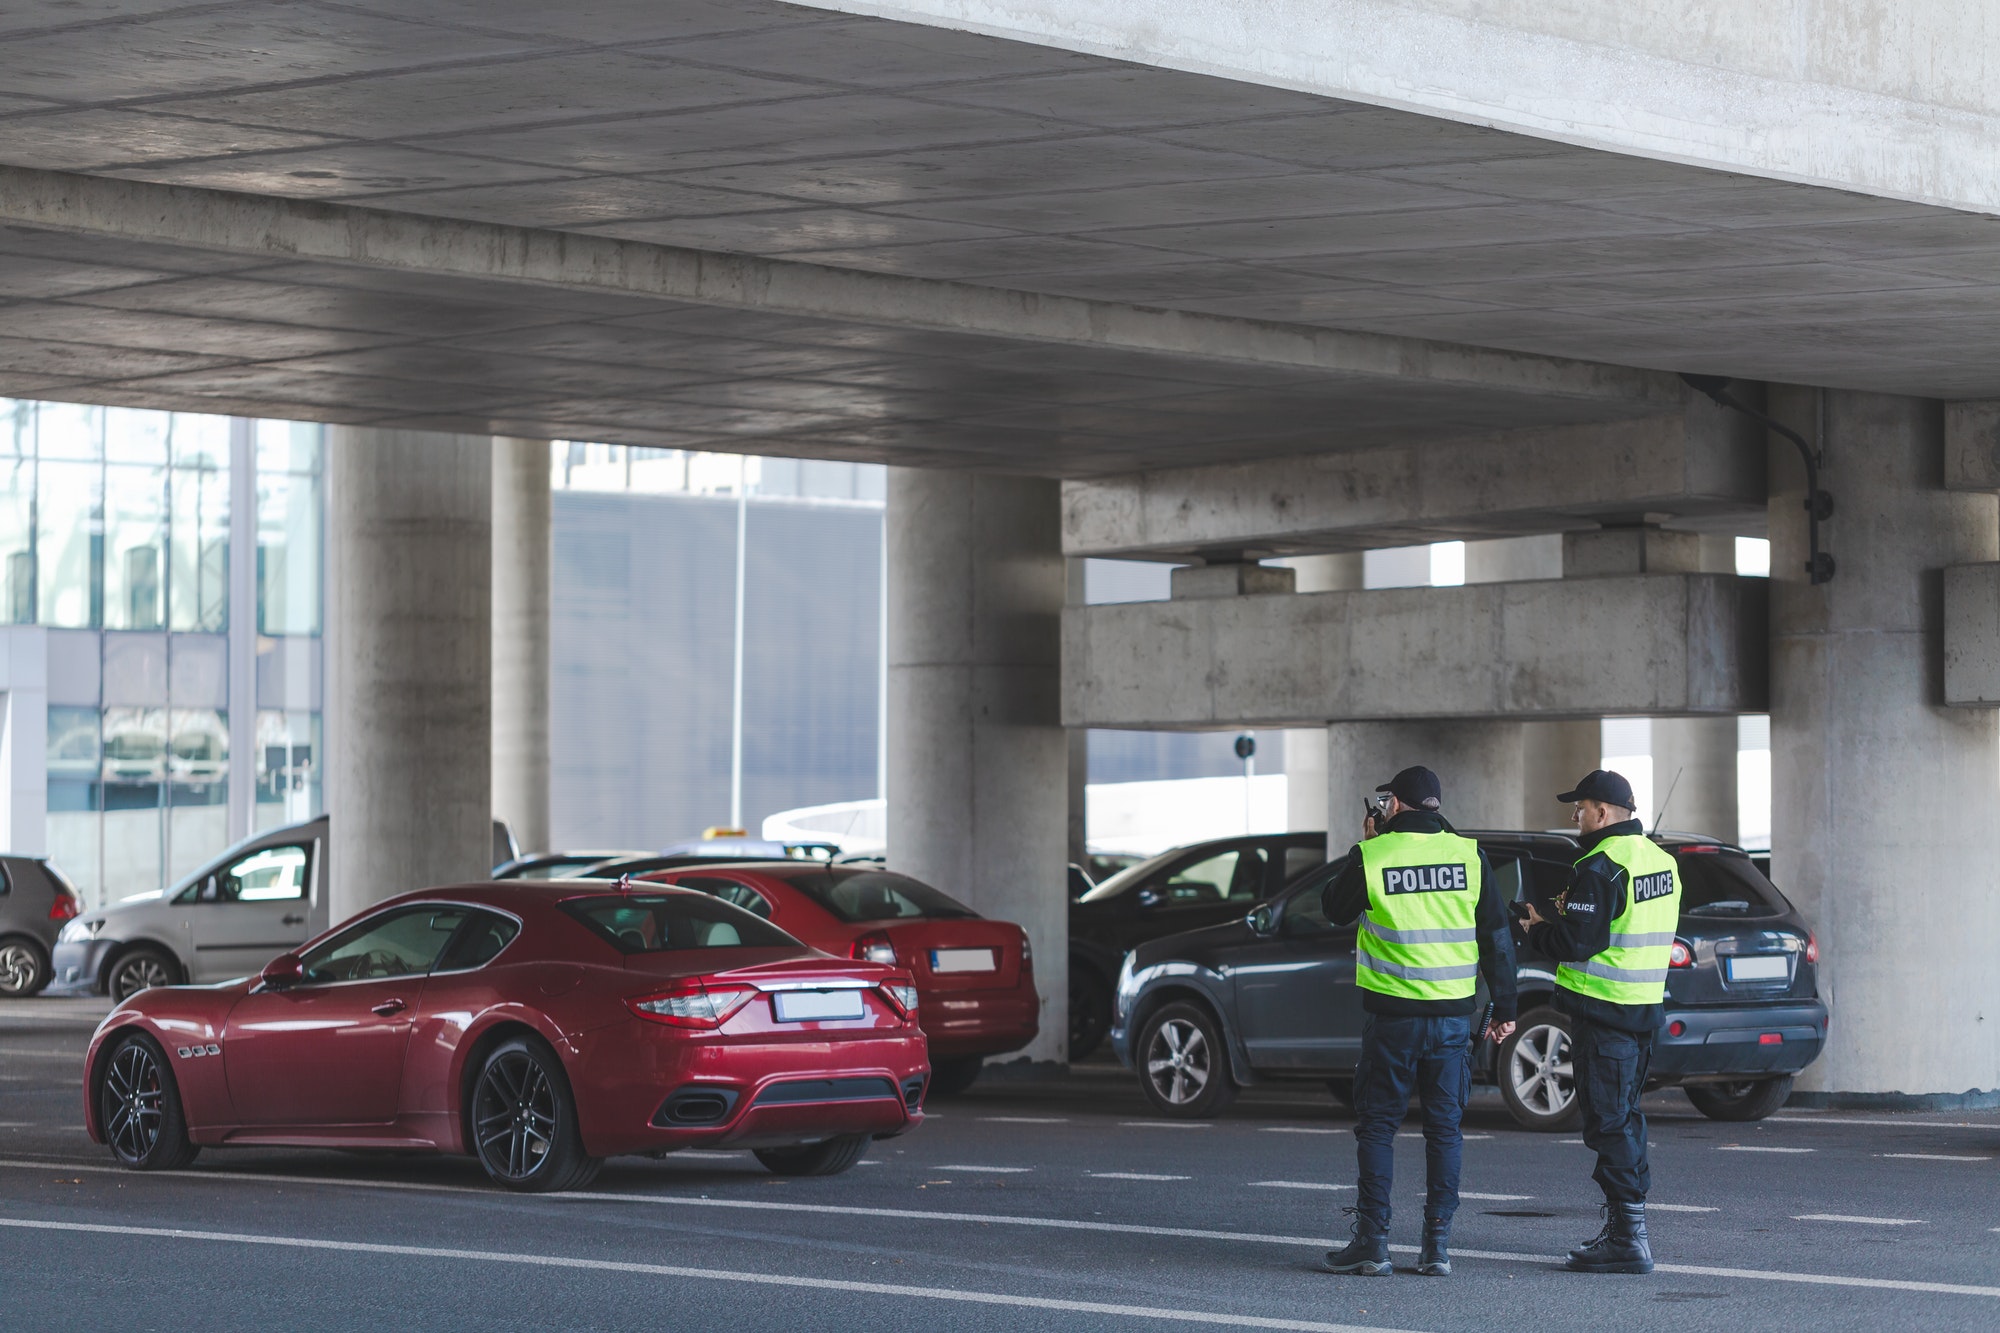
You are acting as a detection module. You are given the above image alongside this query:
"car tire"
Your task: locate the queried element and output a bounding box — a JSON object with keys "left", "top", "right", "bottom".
{"left": 754, "top": 1133, "right": 872, "bottom": 1177}
{"left": 469, "top": 1035, "right": 600, "bottom": 1192}
{"left": 0, "top": 937, "right": 51, "bottom": 997}
{"left": 107, "top": 948, "right": 179, "bottom": 1002}
{"left": 1069, "top": 964, "right": 1110, "bottom": 1060}
{"left": 1136, "top": 1001, "right": 1235, "bottom": 1119}
{"left": 1325, "top": 1076, "right": 1358, "bottom": 1116}
{"left": 1685, "top": 1075, "right": 1794, "bottom": 1122}
{"left": 1498, "top": 1006, "right": 1583, "bottom": 1131}
{"left": 927, "top": 1056, "right": 983, "bottom": 1098}
{"left": 100, "top": 1031, "right": 200, "bottom": 1171}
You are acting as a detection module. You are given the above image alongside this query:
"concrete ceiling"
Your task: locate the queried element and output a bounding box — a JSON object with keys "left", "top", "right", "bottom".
{"left": 0, "top": 0, "right": 1996, "bottom": 469}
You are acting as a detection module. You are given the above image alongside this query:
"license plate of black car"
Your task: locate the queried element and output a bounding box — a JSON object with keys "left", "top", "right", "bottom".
{"left": 1726, "top": 955, "right": 1788, "bottom": 982}
{"left": 773, "top": 990, "right": 866, "bottom": 1022}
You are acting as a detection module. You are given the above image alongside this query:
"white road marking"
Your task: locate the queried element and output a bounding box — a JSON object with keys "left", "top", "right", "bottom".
{"left": 1261, "top": 1127, "right": 1341, "bottom": 1135}
{"left": 1089, "top": 1173, "right": 1189, "bottom": 1182}
{"left": 1718, "top": 1146, "right": 1814, "bottom": 1154}
{"left": 5, "top": 1159, "right": 1990, "bottom": 1300}
{"left": 1879, "top": 1153, "right": 1989, "bottom": 1162}
{"left": 1773, "top": 1115, "right": 2000, "bottom": 1131}
{"left": 1794, "top": 1214, "right": 1926, "bottom": 1227}
{"left": 1118, "top": 1121, "right": 1211, "bottom": 1129}
{"left": 673, "top": 1151, "right": 740, "bottom": 1160}
{"left": 1649, "top": 1204, "right": 1720, "bottom": 1213}
{"left": 1558, "top": 1139, "right": 1584, "bottom": 1145}
{"left": 0, "top": 1216, "right": 1424, "bottom": 1333}
{"left": 1460, "top": 1193, "right": 1533, "bottom": 1201}
{"left": 979, "top": 1117, "right": 1068, "bottom": 1124}
{"left": 932, "top": 1165, "right": 1032, "bottom": 1174}
{"left": 1251, "top": 1181, "right": 1354, "bottom": 1192}
{"left": 1396, "top": 1133, "right": 1493, "bottom": 1141}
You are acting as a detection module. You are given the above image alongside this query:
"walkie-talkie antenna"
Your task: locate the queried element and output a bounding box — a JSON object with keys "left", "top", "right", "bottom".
{"left": 1652, "top": 766, "right": 1685, "bottom": 835}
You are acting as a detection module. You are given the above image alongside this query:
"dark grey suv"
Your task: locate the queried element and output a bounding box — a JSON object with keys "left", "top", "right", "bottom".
{"left": 1111, "top": 831, "right": 1827, "bottom": 1129}
{"left": 0, "top": 856, "right": 85, "bottom": 996}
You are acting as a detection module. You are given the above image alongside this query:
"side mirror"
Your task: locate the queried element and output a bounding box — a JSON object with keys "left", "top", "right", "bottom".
{"left": 1245, "top": 904, "right": 1277, "bottom": 936}
{"left": 257, "top": 953, "right": 305, "bottom": 992}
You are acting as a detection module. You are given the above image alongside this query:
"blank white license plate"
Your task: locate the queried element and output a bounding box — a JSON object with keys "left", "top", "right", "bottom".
{"left": 1727, "top": 955, "right": 1789, "bottom": 982}
{"left": 772, "top": 990, "right": 866, "bottom": 1022}
{"left": 930, "top": 948, "right": 997, "bottom": 974}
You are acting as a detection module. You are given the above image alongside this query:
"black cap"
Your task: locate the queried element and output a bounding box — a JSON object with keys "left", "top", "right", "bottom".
{"left": 1376, "top": 765, "right": 1441, "bottom": 811}
{"left": 1558, "top": 769, "right": 1636, "bottom": 810}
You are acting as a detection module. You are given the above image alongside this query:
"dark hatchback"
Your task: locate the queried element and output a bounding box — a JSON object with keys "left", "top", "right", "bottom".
{"left": 1110, "top": 830, "right": 1827, "bottom": 1129}
{"left": 1069, "top": 833, "right": 1328, "bottom": 1058}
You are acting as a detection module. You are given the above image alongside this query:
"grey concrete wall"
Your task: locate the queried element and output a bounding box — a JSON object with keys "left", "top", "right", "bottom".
{"left": 1325, "top": 720, "right": 1525, "bottom": 836}
{"left": 491, "top": 436, "right": 551, "bottom": 857}
{"left": 1650, "top": 716, "right": 1739, "bottom": 843}
{"left": 1519, "top": 720, "right": 1601, "bottom": 832}
{"left": 1064, "top": 573, "right": 1767, "bottom": 729}
{"left": 1769, "top": 389, "right": 2000, "bottom": 1098}
{"left": 1946, "top": 402, "right": 2000, "bottom": 492}
{"left": 887, "top": 469, "right": 1066, "bottom": 1063}
{"left": 1944, "top": 563, "right": 2000, "bottom": 706}
{"left": 1277, "top": 553, "right": 1364, "bottom": 837}
{"left": 1061, "top": 403, "right": 1762, "bottom": 561}
{"left": 326, "top": 428, "right": 492, "bottom": 925}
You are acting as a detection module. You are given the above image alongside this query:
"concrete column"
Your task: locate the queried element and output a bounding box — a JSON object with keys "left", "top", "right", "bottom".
{"left": 1065, "top": 560, "right": 1088, "bottom": 870}
{"left": 888, "top": 469, "right": 1066, "bottom": 1063}
{"left": 1770, "top": 389, "right": 2000, "bottom": 1101}
{"left": 1324, "top": 719, "right": 1525, "bottom": 834}
{"left": 1279, "top": 554, "right": 1364, "bottom": 838}
{"left": 1649, "top": 716, "right": 1738, "bottom": 840}
{"left": 326, "top": 429, "right": 492, "bottom": 925}
{"left": 491, "top": 437, "right": 551, "bottom": 858}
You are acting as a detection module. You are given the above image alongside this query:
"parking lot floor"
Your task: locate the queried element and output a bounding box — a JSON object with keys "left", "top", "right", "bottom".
{"left": 4, "top": 1003, "right": 1999, "bottom": 1333}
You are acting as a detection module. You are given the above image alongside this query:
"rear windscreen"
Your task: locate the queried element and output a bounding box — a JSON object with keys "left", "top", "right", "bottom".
{"left": 1672, "top": 851, "right": 1790, "bottom": 918}
{"left": 562, "top": 894, "right": 799, "bottom": 952}
{"left": 789, "top": 870, "right": 976, "bottom": 922}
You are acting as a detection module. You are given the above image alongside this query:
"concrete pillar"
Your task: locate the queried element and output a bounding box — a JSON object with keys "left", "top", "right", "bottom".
{"left": 1279, "top": 554, "right": 1364, "bottom": 838}
{"left": 888, "top": 469, "right": 1066, "bottom": 1063}
{"left": 1324, "top": 719, "right": 1525, "bottom": 835}
{"left": 491, "top": 437, "right": 551, "bottom": 858}
{"left": 1769, "top": 389, "right": 2000, "bottom": 1101}
{"left": 1648, "top": 716, "right": 1738, "bottom": 840}
{"left": 1065, "top": 559, "right": 1088, "bottom": 870}
{"left": 326, "top": 429, "right": 492, "bottom": 925}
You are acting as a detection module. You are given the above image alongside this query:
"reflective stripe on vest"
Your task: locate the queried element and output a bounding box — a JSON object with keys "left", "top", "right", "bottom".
{"left": 1555, "top": 835, "right": 1682, "bottom": 1007}
{"left": 1355, "top": 830, "right": 1482, "bottom": 1003}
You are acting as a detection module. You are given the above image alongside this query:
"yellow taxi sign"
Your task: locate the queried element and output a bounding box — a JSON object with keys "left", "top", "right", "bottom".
{"left": 701, "top": 826, "right": 749, "bottom": 840}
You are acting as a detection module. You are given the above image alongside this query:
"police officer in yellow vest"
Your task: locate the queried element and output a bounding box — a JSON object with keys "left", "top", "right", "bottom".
{"left": 1319, "top": 766, "right": 1518, "bottom": 1277}
{"left": 1521, "top": 769, "right": 1682, "bottom": 1275}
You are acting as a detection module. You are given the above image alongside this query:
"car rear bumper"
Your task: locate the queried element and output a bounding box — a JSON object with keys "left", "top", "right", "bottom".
{"left": 1652, "top": 1000, "right": 1829, "bottom": 1079}
{"left": 49, "top": 939, "right": 113, "bottom": 995}
{"left": 919, "top": 985, "right": 1039, "bottom": 1058}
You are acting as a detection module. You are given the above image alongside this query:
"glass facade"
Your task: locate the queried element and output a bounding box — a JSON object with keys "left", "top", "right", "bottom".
{"left": 1, "top": 400, "right": 324, "bottom": 906}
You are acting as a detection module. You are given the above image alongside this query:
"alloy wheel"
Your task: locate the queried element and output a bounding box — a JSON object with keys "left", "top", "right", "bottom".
{"left": 0, "top": 943, "right": 39, "bottom": 994}
{"left": 1507, "top": 1022, "right": 1575, "bottom": 1118}
{"left": 474, "top": 1050, "right": 558, "bottom": 1181}
{"left": 112, "top": 955, "right": 172, "bottom": 1001}
{"left": 1144, "top": 1017, "right": 1211, "bottom": 1106}
{"left": 103, "top": 1041, "right": 165, "bottom": 1164}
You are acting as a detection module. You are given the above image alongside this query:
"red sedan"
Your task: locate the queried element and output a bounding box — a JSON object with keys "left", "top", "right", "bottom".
{"left": 83, "top": 882, "right": 928, "bottom": 1191}
{"left": 639, "top": 863, "right": 1037, "bottom": 1095}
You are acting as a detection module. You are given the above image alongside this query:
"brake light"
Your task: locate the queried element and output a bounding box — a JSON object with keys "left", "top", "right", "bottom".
{"left": 48, "top": 891, "right": 79, "bottom": 923}
{"left": 851, "top": 932, "right": 897, "bottom": 966}
{"left": 1669, "top": 939, "right": 1694, "bottom": 969}
{"left": 1805, "top": 932, "right": 1818, "bottom": 965}
{"left": 878, "top": 980, "right": 919, "bottom": 1019}
{"left": 1759, "top": 1033, "right": 1783, "bottom": 1045}
{"left": 627, "top": 981, "right": 756, "bottom": 1029}
{"left": 1668, "top": 1020, "right": 1686, "bottom": 1037}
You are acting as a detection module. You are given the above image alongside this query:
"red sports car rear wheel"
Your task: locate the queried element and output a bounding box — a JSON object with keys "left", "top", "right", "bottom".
{"left": 471, "top": 1035, "right": 601, "bottom": 1192}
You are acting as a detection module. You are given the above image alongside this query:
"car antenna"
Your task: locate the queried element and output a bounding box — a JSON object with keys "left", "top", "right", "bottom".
{"left": 1652, "top": 766, "right": 1685, "bottom": 835}
{"left": 618, "top": 872, "right": 636, "bottom": 896}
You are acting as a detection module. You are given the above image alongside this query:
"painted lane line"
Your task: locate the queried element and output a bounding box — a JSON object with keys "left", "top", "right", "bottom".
{"left": 673, "top": 1151, "right": 740, "bottom": 1160}
{"left": 1261, "top": 1127, "right": 1341, "bottom": 1136}
{"left": 1649, "top": 1204, "right": 1720, "bottom": 1213}
{"left": 1793, "top": 1214, "right": 1926, "bottom": 1227}
{"left": 979, "top": 1117, "right": 1068, "bottom": 1124}
{"left": 7, "top": 1160, "right": 1993, "bottom": 1301}
{"left": 1089, "top": 1173, "right": 1190, "bottom": 1182}
{"left": 1460, "top": 1193, "right": 1533, "bottom": 1202}
{"left": 1558, "top": 1139, "right": 1584, "bottom": 1145}
{"left": 1717, "top": 1146, "right": 1814, "bottom": 1154}
{"left": 1773, "top": 1115, "right": 2000, "bottom": 1131}
{"left": 1251, "top": 1181, "right": 1354, "bottom": 1192}
{"left": 1118, "top": 1121, "right": 1211, "bottom": 1129}
{"left": 932, "top": 1165, "right": 1032, "bottom": 1174}
{"left": 0, "top": 1217, "right": 1423, "bottom": 1333}
{"left": 1879, "top": 1153, "right": 1990, "bottom": 1162}
{"left": 1396, "top": 1133, "right": 1493, "bottom": 1141}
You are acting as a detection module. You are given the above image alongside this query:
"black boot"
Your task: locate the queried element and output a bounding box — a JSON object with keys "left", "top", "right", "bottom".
{"left": 1324, "top": 1208, "right": 1392, "bottom": 1276}
{"left": 1415, "top": 1215, "right": 1451, "bottom": 1276}
{"left": 1566, "top": 1201, "right": 1654, "bottom": 1274}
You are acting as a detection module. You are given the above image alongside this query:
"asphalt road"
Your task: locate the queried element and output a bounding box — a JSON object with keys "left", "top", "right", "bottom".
{"left": 4, "top": 1001, "right": 1999, "bottom": 1333}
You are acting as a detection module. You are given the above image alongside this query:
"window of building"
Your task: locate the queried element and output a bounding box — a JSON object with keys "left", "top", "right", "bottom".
{"left": 256, "top": 421, "right": 321, "bottom": 636}
{"left": 255, "top": 709, "right": 320, "bottom": 833}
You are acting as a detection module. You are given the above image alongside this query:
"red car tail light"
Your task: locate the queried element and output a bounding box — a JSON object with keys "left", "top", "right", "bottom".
{"left": 48, "top": 891, "right": 79, "bottom": 922}
{"left": 1759, "top": 1033, "right": 1783, "bottom": 1046}
{"left": 1668, "top": 1020, "right": 1686, "bottom": 1037}
{"left": 878, "top": 980, "right": 919, "bottom": 1020}
{"left": 1668, "top": 939, "right": 1694, "bottom": 969}
{"left": 627, "top": 981, "right": 756, "bottom": 1029}
{"left": 851, "top": 931, "right": 898, "bottom": 966}
{"left": 1805, "top": 932, "right": 1818, "bottom": 965}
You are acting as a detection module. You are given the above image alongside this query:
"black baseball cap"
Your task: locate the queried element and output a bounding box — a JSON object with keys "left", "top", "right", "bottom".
{"left": 1558, "top": 769, "right": 1636, "bottom": 810}
{"left": 1376, "top": 765, "right": 1441, "bottom": 811}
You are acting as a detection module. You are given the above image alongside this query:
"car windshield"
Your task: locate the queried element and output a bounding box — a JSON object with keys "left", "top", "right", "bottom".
{"left": 788, "top": 869, "right": 976, "bottom": 922}
{"left": 1672, "top": 849, "right": 1790, "bottom": 918}
{"left": 562, "top": 893, "right": 799, "bottom": 952}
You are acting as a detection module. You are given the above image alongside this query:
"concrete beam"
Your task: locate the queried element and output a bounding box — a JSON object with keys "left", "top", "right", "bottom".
{"left": 1062, "top": 396, "right": 1761, "bottom": 561}
{"left": 1063, "top": 573, "right": 1765, "bottom": 729}
{"left": 1945, "top": 563, "right": 2000, "bottom": 707}
{"left": 0, "top": 166, "right": 1680, "bottom": 415}
{"left": 1945, "top": 402, "right": 2000, "bottom": 492}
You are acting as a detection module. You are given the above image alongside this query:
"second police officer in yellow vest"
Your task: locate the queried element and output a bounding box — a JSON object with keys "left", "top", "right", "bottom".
{"left": 1319, "top": 766, "right": 1518, "bottom": 1277}
{"left": 1520, "top": 769, "right": 1683, "bottom": 1275}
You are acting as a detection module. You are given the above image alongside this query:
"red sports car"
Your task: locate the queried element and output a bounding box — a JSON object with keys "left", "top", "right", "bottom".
{"left": 83, "top": 881, "right": 928, "bottom": 1191}
{"left": 637, "top": 863, "right": 1037, "bottom": 1094}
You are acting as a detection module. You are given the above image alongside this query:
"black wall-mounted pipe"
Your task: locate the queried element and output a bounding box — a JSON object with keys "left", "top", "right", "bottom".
{"left": 1681, "top": 374, "right": 1835, "bottom": 584}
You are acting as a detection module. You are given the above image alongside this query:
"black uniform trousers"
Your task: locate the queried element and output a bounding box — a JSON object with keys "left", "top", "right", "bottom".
{"left": 1571, "top": 1017, "right": 1654, "bottom": 1204}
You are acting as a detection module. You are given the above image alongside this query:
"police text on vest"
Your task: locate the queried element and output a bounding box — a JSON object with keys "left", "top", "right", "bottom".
{"left": 1381, "top": 864, "right": 1469, "bottom": 894}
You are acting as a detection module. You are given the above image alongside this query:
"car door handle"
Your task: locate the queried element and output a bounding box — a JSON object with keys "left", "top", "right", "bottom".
{"left": 371, "top": 998, "right": 407, "bottom": 1016}
{"left": 281, "top": 914, "right": 305, "bottom": 925}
